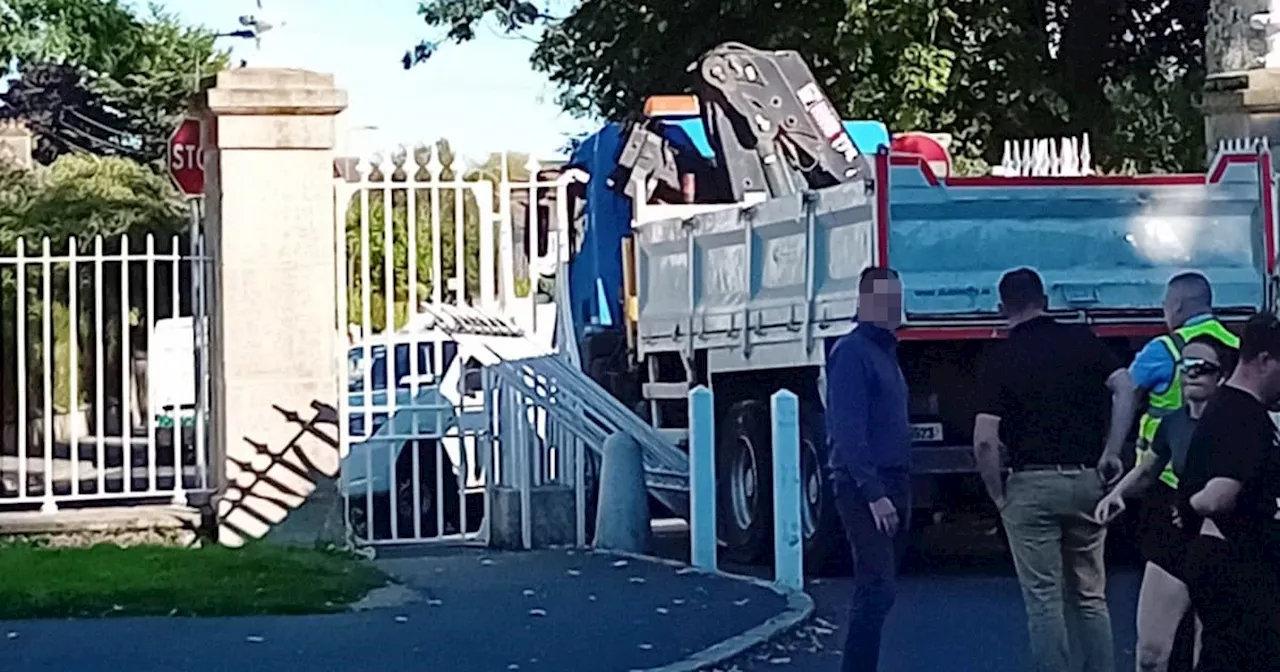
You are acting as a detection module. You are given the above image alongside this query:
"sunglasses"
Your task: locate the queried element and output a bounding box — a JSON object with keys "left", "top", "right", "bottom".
{"left": 1179, "top": 358, "right": 1222, "bottom": 379}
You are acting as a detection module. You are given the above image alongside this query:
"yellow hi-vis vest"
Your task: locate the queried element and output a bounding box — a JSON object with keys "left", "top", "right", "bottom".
{"left": 1137, "top": 318, "right": 1239, "bottom": 489}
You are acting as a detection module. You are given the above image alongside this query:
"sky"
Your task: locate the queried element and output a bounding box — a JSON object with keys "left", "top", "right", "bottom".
{"left": 157, "top": 0, "right": 596, "bottom": 160}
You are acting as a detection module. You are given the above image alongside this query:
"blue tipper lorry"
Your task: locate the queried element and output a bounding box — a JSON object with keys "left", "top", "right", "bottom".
{"left": 557, "top": 42, "right": 1274, "bottom": 571}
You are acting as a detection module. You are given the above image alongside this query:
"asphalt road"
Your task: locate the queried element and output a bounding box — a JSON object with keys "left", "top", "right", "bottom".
{"left": 655, "top": 515, "right": 1146, "bottom": 672}
{"left": 715, "top": 565, "right": 1142, "bottom": 672}
{"left": 0, "top": 548, "right": 787, "bottom": 672}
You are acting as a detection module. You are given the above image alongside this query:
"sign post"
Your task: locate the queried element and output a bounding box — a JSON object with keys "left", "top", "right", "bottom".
{"left": 168, "top": 117, "right": 208, "bottom": 491}
{"left": 166, "top": 116, "right": 205, "bottom": 303}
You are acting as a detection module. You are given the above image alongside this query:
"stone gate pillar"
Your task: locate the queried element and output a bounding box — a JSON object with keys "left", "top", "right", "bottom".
{"left": 1203, "top": 1, "right": 1280, "bottom": 160}
{"left": 193, "top": 69, "right": 348, "bottom": 546}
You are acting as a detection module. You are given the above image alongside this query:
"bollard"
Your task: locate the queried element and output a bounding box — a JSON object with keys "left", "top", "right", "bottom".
{"left": 593, "top": 433, "right": 652, "bottom": 553}
{"left": 688, "top": 386, "right": 717, "bottom": 571}
{"left": 771, "top": 390, "right": 804, "bottom": 592}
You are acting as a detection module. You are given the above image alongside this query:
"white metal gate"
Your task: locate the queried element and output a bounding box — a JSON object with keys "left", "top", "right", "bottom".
{"left": 334, "top": 144, "right": 584, "bottom": 546}
{"left": 0, "top": 225, "right": 213, "bottom": 511}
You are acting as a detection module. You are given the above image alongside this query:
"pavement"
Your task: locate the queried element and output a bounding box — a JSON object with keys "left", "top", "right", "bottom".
{"left": 0, "top": 546, "right": 803, "bottom": 672}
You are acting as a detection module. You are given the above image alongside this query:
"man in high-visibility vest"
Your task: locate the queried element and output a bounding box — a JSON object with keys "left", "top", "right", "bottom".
{"left": 1131, "top": 272, "right": 1239, "bottom": 487}
{"left": 1125, "top": 271, "right": 1238, "bottom": 672}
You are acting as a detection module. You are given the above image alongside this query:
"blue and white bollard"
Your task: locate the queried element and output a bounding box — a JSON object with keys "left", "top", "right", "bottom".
{"left": 771, "top": 390, "right": 804, "bottom": 592}
{"left": 688, "top": 386, "right": 717, "bottom": 571}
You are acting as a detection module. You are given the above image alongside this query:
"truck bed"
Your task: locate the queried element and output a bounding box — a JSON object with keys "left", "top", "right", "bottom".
{"left": 890, "top": 156, "right": 1269, "bottom": 318}
{"left": 633, "top": 181, "right": 872, "bottom": 358}
{"left": 632, "top": 152, "right": 1270, "bottom": 359}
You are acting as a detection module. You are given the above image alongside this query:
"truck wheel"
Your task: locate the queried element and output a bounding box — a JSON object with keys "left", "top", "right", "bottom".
{"left": 717, "top": 399, "right": 773, "bottom": 564}
{"left": 798, "top": 405, "right": 847, "bottom": 575}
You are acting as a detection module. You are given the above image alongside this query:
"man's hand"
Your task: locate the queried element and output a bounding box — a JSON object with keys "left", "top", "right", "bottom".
{"left": 1094, "top": 492, "right": 1126, "bottom": 525}
{"left": 1097, "top": 453, "right": 1123, "bottom": 486}
{"left": 868, "top": 497, "right": 899, "bottom": 536}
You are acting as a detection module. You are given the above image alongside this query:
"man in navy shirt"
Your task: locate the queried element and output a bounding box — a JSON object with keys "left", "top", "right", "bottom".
{"left": 825, "top": 266, "right": 911, "bottom": 672}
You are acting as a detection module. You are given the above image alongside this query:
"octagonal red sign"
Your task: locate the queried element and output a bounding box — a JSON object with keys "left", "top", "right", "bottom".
{"left": 891, "top": 131, "right": 953, "bottom": 179}
{"left": 168, "top": 117, "right": 205, "bottom": 197}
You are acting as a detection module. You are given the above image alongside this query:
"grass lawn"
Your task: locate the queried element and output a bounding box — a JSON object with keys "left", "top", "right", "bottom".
{"left": 0, "top": 543, "right": 387, "bottom": 619}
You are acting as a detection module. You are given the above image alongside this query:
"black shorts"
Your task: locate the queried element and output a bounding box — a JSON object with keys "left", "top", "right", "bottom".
{"left": 1183, "top": 535, "right": 1280, "bottom": 672}
{"left": 1138, "top": 484, "right": 1196, "bottom": 581}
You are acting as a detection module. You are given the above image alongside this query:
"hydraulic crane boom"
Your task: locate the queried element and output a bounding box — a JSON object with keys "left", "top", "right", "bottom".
{"left": 608, "top": 42, "right": 875, "bottom": 204}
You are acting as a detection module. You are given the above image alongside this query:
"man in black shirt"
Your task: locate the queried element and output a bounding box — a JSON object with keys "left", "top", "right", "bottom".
{"left": 1181, "top": 313, "right": 1280, "bottom": 671}
{"left": 974, "top": 268, "right": 1138, "bottom": 672}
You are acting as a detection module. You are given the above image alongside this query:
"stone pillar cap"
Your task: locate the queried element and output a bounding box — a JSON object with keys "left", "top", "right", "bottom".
{"left": 196, "top": 68, "right": 347, "bottom": 117}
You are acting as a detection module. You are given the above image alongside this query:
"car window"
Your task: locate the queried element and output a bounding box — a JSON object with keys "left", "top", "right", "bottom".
{"left": 349, "top": 340, "right": 454, "bottom": 392}
{"left": 460, "top": 356, "right": 484, "bottom": 395}
{"left": 347, "top": 349, "right": 365, "bottom": 392}
{"left": 392, "top": 342, "right": 436, "bottom": 386}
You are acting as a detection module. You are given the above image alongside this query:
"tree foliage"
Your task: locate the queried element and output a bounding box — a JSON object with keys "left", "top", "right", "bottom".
{"left": 407, "top": 0, "right": 1210, "bottom": 173}
{"left": 0, "top": 0, "right": 229, "bottom": 165}
{"left": 0, "top": 152, "right": 186, "bottom": 252}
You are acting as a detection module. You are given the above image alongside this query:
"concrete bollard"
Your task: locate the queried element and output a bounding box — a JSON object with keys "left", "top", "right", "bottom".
{"left": 593, "top": 433, "right": 652, "bottom": 553}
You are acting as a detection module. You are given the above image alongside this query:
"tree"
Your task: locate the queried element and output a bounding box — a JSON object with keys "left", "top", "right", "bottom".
{"left": 0, "top": 64, "right": 138, "bottom": 164}
{"left": 0, "top": 0, "right": 229, "bottom": 165}
{"left": 406, "top": 0, "right": 1210, "bottom": 174}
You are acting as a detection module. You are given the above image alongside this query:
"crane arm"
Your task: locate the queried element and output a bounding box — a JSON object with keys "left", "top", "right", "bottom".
{"left": 609, "top": 42, "right": 875, "bottom": 204}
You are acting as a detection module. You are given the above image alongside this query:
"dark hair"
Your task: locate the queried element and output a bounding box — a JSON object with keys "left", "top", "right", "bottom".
{"left": 1185, "top": 334, "right": 1238, "bottom": 376}
{"left": 997, "top": 267, "right": 1046, "bottom": 313}
{"left": 1239, "top": 313, "right": 1280, "bottom": 363}
{"left": 1167, "top": 272, "right": 1213, "bottom": 306}
{"left": 859, "top": 266, "right": 899, "bottom": 293}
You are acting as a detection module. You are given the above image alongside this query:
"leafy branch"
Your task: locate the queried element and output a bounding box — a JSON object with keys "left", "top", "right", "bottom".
{"left": 403, "top": 0, "right": 563, "bottom": 68}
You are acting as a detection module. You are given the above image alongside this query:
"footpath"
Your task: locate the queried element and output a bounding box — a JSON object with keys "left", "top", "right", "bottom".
{"left": 0, "top": 547, "right": 811, "bottom": 672}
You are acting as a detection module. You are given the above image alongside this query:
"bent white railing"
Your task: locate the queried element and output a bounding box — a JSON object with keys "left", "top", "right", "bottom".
{"left": 485, "top": 355, "right": 689, "bottom": 507}
{"left": 483, "top": 364, "right": 589, "bottom": 549}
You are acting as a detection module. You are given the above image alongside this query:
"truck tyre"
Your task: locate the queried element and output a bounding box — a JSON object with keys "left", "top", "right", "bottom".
{"left": 717, "top": 399, "right": 773, "bottom": 564}
{"left": 798, "top": 405, "right": 848, "bottom": 575}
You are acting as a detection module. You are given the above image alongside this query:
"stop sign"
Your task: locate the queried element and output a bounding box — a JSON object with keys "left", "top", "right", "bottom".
{"left": 168, "top": 117, "right": 205, "bottom": 197}
{"left": 891, "top": 131, "right": 953, "bottom": 179}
